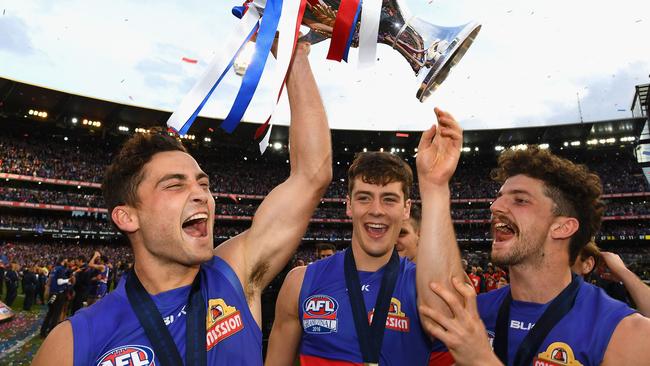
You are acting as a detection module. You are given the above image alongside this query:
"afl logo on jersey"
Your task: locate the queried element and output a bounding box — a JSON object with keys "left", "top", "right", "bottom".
{"left": 302, "top": 295, "right": 339, "bottom": 334}
{"left": 96, "top": 345, "right": 155, "bottom": 366}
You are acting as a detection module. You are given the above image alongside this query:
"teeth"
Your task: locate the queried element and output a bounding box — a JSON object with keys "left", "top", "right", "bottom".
{"left": 367, "top": 223, "right": 387, "bottom": 229}
{"left": 185, "top": 213, "right": 208, "bottom": 223}
{"left": 495, "top": 223, "right": 508, "bottom": 228}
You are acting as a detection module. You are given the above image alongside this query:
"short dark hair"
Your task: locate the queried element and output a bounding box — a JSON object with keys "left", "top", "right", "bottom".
{"left": 491, "top": 146, "right": 605, "bottom": 263}
{"left": 76, "top": 255, "right": 86, "bottom": 263}
{"left": 102, "top": 128, "right": 187, "bottom": 227}
{"left": 408, "top": 203, "right": 422, "bottom": 233}
{"left": 347, "top": 152, "right": 413, "bottom": 199}
{"left": 576, "top": 241, "right": 601, "bottom": 271}
{"left": 316, "top": 243, "right": 336, "bottom": 253}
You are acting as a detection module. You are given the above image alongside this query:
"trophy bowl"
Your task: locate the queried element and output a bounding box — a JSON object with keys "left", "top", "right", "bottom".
{"left": 252, "top": 0, "right": 481, "bottom": 101}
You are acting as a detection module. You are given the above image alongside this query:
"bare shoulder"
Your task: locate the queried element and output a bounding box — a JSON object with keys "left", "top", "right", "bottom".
{"left": 277, "top": 266, "right": 307, "bottom": 313}
{"left": 282, "top": 266, "right": 307, "bottom": 295}
{"left": 32, "top": 321, "right": 73, "bottom": 366}
{"left": 213, "top": 233, "right": 248, "bottom": 279}
{"left": 602, "top": 313, "right": 650, "bottom": 365}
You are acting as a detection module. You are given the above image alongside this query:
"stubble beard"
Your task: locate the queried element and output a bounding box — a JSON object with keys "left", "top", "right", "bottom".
{"left": 491, "top": 229, "right": 546, "bottom": 269}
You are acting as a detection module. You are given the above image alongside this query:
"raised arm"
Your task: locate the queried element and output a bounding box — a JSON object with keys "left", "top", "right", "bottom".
{"left": 415, "top": 108, "right": 467, "bottom": 324}
{"left": 87, "top": 251, "right": 105, "bottom": 272}
{"left": 215, "top": 42, "right": 332, "bottom": 316}
{"left": 601, "top": 252, "right": 650, "bottom": 317}
{"left": 265, "top": 266, "right": 306, "bottom": 366}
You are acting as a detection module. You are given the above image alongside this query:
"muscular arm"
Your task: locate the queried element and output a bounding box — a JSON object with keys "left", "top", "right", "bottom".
{"left": 265, "top": 266, "right": 306, "bottom": 366}
{"left": 601, "top": 252, "right": 650, "bottom": 317}
{"left": 31, "top": 321, "right": 73, "bottom": 366}
{"left": 415, "top": 109, "right": 467, "bottom": 328}
{"left": 602, "top": 313, "right": 650, "bottom": 365}
{"left": 215, "top": 43, "right": 332, "bottom": 321}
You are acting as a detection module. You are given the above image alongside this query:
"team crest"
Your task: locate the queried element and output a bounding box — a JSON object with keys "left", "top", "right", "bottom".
{"left": 368, "top": 297, "right": 410, "bottom": 332}
{"left": 533, "top": 342, "right": 584, "bottom": 366}
{"left": 303, "top": 294, "right": 339, "bottom": 334}
{"left": 96, "top": 345, "right": 155, "bottom": 366}
{"left": 205, "top": 298, "right": 244, "bottom": 350}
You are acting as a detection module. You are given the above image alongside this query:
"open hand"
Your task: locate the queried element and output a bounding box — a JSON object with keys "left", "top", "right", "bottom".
{"left": 416, "top": 108, "right": 462, "bottom": 189}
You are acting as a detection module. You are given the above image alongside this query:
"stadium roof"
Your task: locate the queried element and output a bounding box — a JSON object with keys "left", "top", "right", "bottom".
{"left": 0, "top": 77, "right": 646, "bottom": 151}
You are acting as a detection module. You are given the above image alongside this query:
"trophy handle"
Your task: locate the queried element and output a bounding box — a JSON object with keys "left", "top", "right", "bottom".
{"left": 299, "top": 28, "right": 330, "bottom": 45}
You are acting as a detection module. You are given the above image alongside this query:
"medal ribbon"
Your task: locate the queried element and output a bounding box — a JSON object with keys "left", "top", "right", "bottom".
{"left": 125, "top": 269, "right": 206, "bottom": 366}
{"left": 344, "top": 247, "right": 400, "bottom": 364}
{"left": 493, "top": 273, "right": 581, "bottom": 366}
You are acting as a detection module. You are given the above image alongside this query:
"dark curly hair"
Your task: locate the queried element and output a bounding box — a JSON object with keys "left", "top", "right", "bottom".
{"left": 348, "top": 152, "right": 413, "bottom": 200}
{"left": 102, "top": 128, "right": 187, "bottom": 228}
{"left": 490, "top": 146, "right": 605, "bottom": 263}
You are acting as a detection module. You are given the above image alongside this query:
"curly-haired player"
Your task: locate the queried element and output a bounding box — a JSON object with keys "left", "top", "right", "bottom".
{"left": 419, "top": 146, "right": 650, "bottom": 365}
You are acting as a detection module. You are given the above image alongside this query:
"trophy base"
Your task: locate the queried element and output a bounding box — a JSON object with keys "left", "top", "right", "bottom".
{"left": 416, "top": 22, "right": 481, "bottom": 102}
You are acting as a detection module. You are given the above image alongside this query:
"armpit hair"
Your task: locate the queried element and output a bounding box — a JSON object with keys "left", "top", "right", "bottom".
{"left": 246, "top": 261, "right": 270, "bottom": 301}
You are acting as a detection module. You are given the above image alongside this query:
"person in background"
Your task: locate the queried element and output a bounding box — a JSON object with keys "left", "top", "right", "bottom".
{"left": 40, "top": 257, "right": 74, "bottom": 337}
{"left": 22, "top": 264, "right": 39, "bottom": 311}
{"left": 396, "top": 203, "right": 421, "bottom": 263}
{"left": 316, "top": 243, "right": 336, "bottom": 260}
{"left": 599, "top": 251, "right": 650, "bottom": 317}
{"left": 4, "top": 262, "right": 19, "bottom": 307}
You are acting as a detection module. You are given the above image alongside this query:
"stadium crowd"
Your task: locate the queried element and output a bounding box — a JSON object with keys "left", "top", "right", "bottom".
{"left": 2, "top": 135, "right": 649, "bottom": 200}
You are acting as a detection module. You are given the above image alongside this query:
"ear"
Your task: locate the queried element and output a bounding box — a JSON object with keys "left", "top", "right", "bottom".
{"left": 111, "top": 205, "right": 139, "bottom": 233}
{"left": 345, "top": 195, "right": 352, "bottom": 218}
{"left": 550, "top": 217, "right": 579, "bottom": 240}
{"left": 403, "top": 198, "right": 412, "bottom": 220}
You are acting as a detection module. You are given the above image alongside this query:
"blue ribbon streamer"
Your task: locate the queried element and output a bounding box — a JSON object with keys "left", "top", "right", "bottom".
{"left": 221, "top": 0, "right": 283, "bottom": 133}
{"left": 176, "top": 23, "right": 260, "bottom": 135}
{"left": 343, "top": 0, "right": 362, "bottom": 62}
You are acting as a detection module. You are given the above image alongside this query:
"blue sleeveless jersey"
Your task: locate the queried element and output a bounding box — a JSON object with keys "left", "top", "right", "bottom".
{"left": 69, "top": 256, "right": 262, "bottom": 366}
{"left": 477, "top": 279, "right": 635, "bottom": 366}
{"left": 298, "top": 249, "right": 433, "bottom": 365}
{"left": 95, "top": 266, "right": 110, "bottom": 298}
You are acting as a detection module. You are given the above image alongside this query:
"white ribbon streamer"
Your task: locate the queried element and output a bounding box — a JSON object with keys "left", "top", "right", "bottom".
{"left": 357, "top": 0, "right": 382, "bottom": 68}
{"left": 167, "top": 7, "right": 261, "bottom": 132}
{"left": 255, "top": 0, "right": 304, "bottom": 153}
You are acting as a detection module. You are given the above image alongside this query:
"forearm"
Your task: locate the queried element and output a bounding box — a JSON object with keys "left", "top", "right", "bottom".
{"left": 416, "top": 184, "right": 465, "bottom": 314}
{"left": 286, "top": 53, "right": 332, "bottom": 187}
{"left": 619, "top": 269, "right": 650, "bottom": 317}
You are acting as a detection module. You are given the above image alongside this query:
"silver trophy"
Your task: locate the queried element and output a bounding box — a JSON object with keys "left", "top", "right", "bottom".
{"left": 252, "top": 0, "right": 481, "bottom": 101}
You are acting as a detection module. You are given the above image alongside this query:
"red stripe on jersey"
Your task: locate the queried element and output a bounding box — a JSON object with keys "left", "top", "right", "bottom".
{"left": 300, "top": 354, "right": 363, "bottom": 365}
{"left": 429, "top": 351, "right": 455, "bottom": 365}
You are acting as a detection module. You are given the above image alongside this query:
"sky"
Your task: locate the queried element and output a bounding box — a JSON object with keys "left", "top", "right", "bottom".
{"left": 0, "top": 0, "right": 648, "bottom": 131}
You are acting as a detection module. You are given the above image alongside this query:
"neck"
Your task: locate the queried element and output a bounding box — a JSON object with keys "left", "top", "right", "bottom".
{"left": 351, "top": 242, "right": 393, "bottom": 272}
{"left": 508, "top": 264, "right": 572, "bottom": 303}
{"left": 133, "top": 255, "right": 198, "bottom": 295}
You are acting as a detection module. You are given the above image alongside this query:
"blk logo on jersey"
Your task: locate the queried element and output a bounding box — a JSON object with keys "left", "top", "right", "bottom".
{"left": 533, "top": 342, "right": 584, "bottom": 366}
{"left": 206, "top": 298, "right": 244, "bottom": 350}
{"left": 510, "top": 319, "right": 535, "bottom": 331}
{"left": 368, "top": 297, "right": 410, "bottom": 332}
{"left": 96, "top": 345, "right": 155, "bottom": 366}
{"left": 302, "top": 295, "right": 339, "bottom": 334}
